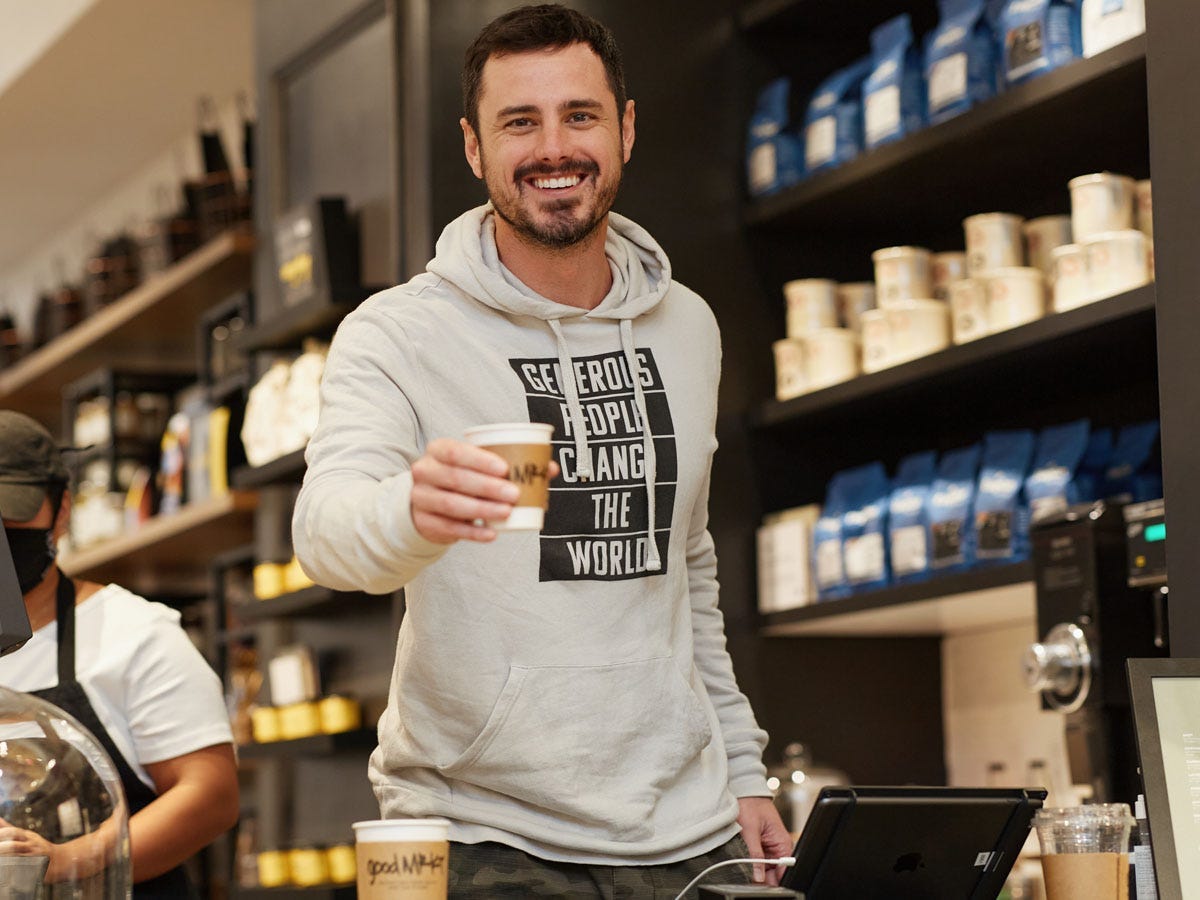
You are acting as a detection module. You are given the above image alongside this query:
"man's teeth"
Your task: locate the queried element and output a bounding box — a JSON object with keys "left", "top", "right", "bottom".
{"left": 533, "top": 175, "right": 583, "bottom": 189}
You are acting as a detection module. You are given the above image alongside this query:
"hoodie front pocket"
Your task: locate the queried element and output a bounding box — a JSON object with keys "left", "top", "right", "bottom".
{"left": 439, "top": 656, "right": 713, "bottom": 837}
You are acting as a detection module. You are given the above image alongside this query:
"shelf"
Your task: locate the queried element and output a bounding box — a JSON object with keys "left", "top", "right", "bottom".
{"left": 233, "top": 288, "right": 377, "bottom": 353}
{"left": 0, "top": 229, "right": 255, "bottom": 430}
{"left": 60, "top": 491, "right": 257, "bottom": 595}
{"left": 231, "top": 587, "right": 388, "bottom": 623}
{"left": 738, "top": 0, "right": 926, "bottom": 39}
{"left": 231, "top": 448, "right": 308, "bottom": 489}
{"left": 752, "top": 285, "right": 1156, "bottom": 430}
{"left": 761, "top": 562, "right": 1034, "bottom": 637}
{"left": 238, "top": 728, "right": 376, "bottom": 760}
{"left": 233, "top": 887, "right": 354, "bottom": 900}
{"left": 744, "top": 37, "right": 1148, "bottom": 236}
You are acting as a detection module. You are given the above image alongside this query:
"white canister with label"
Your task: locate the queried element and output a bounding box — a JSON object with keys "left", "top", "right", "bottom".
{"left": 860, "top": 309, "right": 893, "bottom": 373}
{"left": 1051, "top": 244, "right": 1091, "bottom": 312}
{"left": 1084, "top": 229, "right": 1150, "bottom": 300}
{"left": 964, "top": 213, "right": 1025, "bottom": 276}
{"left": 1023, "top": 215, "right": 1073, "bottom": 275}
{"left": 773, "top": 338, "right": 808, "bottom": 401}
{"left": 1082, "top": 0, "right": 1146, "bottom": 59}
{"left": 783, "top": 278, "right": 839, "bottom": 337}
{"left": 872, "top": 246, "right": 933, "bottom": 307}
{"left": 932, "top": 251, "right": 968, "bottom": 301}
{"left": 802, "top": 327, "right": 860, "bottom": 390}
{"left": 1069, "top": 172, "right": 1136, "bottom": 242}
{"left": 885, "top": 299, "right": 951, "bottom": 364}
{"left": 986, "top": 267, "right": 1046, "bottom": 332}
{"left": 949, "top": 278, "right": 989, "bottom": 344}
{"left": 1135, "top": 179, "right": 1153, "bottom": 238}
{"left": 836, "top": 282, "right": 876, "bottom": 332}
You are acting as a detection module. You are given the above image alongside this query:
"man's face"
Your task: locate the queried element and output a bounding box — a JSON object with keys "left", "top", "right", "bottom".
{"left": 462, "top": 42, "right": 635, "bottom": 249}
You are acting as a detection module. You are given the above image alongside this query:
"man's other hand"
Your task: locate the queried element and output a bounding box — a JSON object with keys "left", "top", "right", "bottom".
{"left": 736, "top": 796, "right": 793, "bottom": 885}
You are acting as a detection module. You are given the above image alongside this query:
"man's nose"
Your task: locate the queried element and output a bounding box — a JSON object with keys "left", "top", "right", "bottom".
{"left": 534, "top": 120, "right": 570, "bottom": 162}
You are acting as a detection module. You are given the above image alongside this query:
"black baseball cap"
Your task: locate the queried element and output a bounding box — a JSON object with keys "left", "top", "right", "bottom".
{"left": 0, "top": 411, "right": 70, "bottom": 523}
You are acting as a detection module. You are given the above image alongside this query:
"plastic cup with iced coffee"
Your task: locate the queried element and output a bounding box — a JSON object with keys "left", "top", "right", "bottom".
{"left": 1034, "top": 804, "right": 1135, "bottom": 900}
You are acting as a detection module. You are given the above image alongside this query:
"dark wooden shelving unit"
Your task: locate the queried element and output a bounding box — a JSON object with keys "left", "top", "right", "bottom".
{"left": 231, "top": 586, "right": 387, "bottom": 623}
{"left": 752, "top": 285, "right": 1156, "bottom": 430}
{"left": 761, "top": 562, "right": 1034, "bottom": 637}
{"left": 744, "top": 37, "right": 1148, "bottom": 238}
{"left": 238, "top": 728, "right": 376, "bottom": 760}
{"left": 232, "top": 448, "right": 308, "bottom": 489}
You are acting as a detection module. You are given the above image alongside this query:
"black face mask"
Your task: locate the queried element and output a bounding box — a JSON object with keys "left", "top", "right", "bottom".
{"left": 4, "top": 527, "right": 57, "bottom": 595}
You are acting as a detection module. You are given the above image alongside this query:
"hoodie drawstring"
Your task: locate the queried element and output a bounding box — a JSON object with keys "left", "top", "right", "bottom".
{"left": 621, "top": 319, "right": 662, "bottom": 572}
{"left": 549, "top": 319, "right": 593, "bottom": 481}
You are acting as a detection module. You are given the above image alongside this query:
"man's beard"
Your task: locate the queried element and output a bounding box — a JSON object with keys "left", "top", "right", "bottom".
{"left": 485, "top": 155, "right": 620, "bottom": 249}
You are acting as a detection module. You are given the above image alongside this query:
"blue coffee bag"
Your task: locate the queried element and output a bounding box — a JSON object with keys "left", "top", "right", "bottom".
{"left": 747, "top": 78, "right": 804, "bottom": 196}
{"left": 926, "top": 0, "right": 1000, "bottom": 124}
{"left": 1026, "top": 419, "right": 1091, "bottom": 521}
{"left": 999, "top": 0, "right": 1082, "bottom": 86}
{"left": 814, "top": 473, "right": 851, "bottom": 600}
{"left": 1075, "top": 427, "right": 1113, "bottom": 502}
{"left": 974, "top": 429, "right": 1035, "bottom": 563}
{"left": 864, "top": 14, "right": 926, "bottom": 149}
{"left": 889, "top": 451, "right": 938, "bottom": 583}
{"left": 841, "top": 462, "right": 892, "bottom": 591}
{"left": 803, "top": 57, "right": 873, "bottom": 175}
{"left": 1103, "top": 420, "right": 1161, "bottom": 503}
{"left": 929, "top": 444, "right": 983, "bottom": 572}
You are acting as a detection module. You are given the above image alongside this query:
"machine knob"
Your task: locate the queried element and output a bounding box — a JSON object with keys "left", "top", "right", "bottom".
{"left": 1021, "top": 623, "right": 1093, "bottom": 713}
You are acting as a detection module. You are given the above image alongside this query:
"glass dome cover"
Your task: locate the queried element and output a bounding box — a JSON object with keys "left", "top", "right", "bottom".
{"left": 0, "top": 685, "right": 130, "bottom": 898}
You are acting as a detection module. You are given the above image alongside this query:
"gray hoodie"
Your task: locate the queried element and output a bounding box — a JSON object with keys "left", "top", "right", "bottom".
{"left": 293, "top": 204, "right": 770, "bottom": 863}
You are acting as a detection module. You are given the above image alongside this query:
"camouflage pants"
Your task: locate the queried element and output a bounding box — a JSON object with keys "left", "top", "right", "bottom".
{"left": 448, "top": 836, "right": 753, "bottom": 898}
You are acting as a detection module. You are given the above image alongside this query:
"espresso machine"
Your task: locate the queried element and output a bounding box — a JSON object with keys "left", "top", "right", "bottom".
{"left": 1021, "top": 501, "right": 1168, "bottom": 804}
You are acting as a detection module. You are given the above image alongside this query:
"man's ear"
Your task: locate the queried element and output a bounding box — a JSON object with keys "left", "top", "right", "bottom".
{"left": 461, "top": 118, "right": 484, "bottom": 179}
{"left": 52, "top": 491, "right": 71, "bottom": 543}
{"left": 621, "top": 99, "right": 636, "bottom": 163}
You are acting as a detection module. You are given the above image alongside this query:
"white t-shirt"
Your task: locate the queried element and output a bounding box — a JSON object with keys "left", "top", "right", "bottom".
{"left": 0, "top": 584, "right": 233, "bottom": 788}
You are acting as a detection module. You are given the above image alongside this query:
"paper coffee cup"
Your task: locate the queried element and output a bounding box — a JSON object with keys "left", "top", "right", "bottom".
{"left": 463, "top": 423, "right": 554, "bottom": 530}
{"left": 963, "top": 212, "right": 1025, "bottom": 276}
{"left": 1069, "top": 172, "right": 1135, "bottom": 242}
{"left": 354, "top": 818, "right": 450, "bottom": 899}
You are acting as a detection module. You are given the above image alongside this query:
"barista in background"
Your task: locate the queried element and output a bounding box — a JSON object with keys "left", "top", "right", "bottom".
{"left": 0, "top": 411, "right": 238, "bottom": 898}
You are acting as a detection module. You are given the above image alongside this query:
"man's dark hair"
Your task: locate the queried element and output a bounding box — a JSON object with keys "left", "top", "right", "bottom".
{"left": 462, "top": 4, "right": 627, "bottom": 133}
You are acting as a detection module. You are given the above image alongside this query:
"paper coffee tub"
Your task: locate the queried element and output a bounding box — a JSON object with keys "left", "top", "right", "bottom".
{"left": 801, "top": 328, "right": 859, "bottom": 390}
{"left": 859, "top": 309, "right": 893, "bottom": 373}
{"left": 872, "top": 246, "right": 932, "bottom": 307}
{"left": 1069, "top": 172, "right": 1135, "bottom": 242}
{"left": 949, "top": 278, "right": 989, "bottom": 344}
{"left": 1083, "top": 229, "right": 1149, "bottom": 301}
{"left": 884, "top": 299, "right": 949, "bottom": 364}
{"left": 1051, "top": 244, "right": 1090, "bottom": 312}
{"left": 835, "top": 282, "right": 875, "bottom": 332}
{"left": 931, "top": 251, "right": 967, "bottom": 300}
{"left": 463, "top": 423, "right": 554, "bottom": 530}
{"left": 963, "top": 212, "right": 1024, "bottom": 276}
{"left": 1135, "top": 178, "right": 1153, "bottom": 238}
{"left": 986, "top": 267, "right": 1045, "bottom": 333}
{"left": 354, "top": 819, "right": 449, "bottom": 900}
{"left": 772, "top": 338, "right": 807, "bottom": 400}
{"left": 1023, "top": 215, "right": 1073, "bottom": 274}
{"left": 783, "top": 278, "right": 838, "bottom": 336}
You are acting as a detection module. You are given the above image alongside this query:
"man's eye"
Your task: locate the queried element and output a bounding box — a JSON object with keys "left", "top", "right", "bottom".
{"left": 507, "top": 118, "right": 534, "bottom": 129}
{"left": 568, "top": 112, "right": 594, "bottom": 123}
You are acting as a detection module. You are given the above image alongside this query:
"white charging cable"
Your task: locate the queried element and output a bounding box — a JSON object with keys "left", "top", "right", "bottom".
{"left": 671, "top": 856, "right": 797, "bottom": 900}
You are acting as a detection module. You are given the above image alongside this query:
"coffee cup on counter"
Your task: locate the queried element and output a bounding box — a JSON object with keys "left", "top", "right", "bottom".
{"left": 463, "top": 423, "right": 554, "bottom": 530}
{"left": 1034, "top": 804, "right": 1135, "bottom": 900}
{"left": 354, "top": 818, "right": 450, "bottom": 900}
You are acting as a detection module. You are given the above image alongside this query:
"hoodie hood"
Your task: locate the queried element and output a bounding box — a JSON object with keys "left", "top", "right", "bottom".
{"left": 427, "top": 203, "right": 672, "bottom": 321}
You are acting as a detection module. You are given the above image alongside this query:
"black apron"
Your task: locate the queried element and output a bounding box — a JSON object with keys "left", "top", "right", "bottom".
{"left": 30, "top": 571, "right": 197, "bottom": 899}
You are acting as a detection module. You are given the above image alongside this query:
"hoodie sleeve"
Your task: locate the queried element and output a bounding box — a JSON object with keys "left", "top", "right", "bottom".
{"left": 293, "top": 306, "right": 448, "bottom": 593}
{"left": 687, "top": 465, "right": 772, "bottom": 799}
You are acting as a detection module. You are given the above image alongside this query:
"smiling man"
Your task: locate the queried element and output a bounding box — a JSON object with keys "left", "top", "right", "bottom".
{"left": 293, "top": 4, "right": 790, "bottom": 897}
